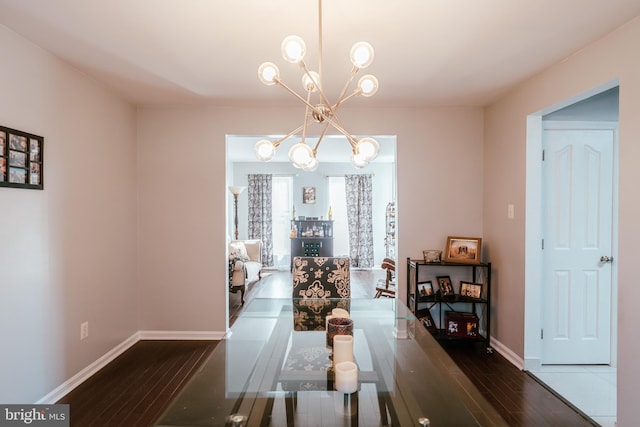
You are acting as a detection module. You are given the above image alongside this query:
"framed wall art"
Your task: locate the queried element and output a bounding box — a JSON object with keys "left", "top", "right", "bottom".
{"left": 302, "top": 187, "right": 316, "bottom": 204}
{"left": 444, "top": 236, "right": 482, "bottom": 264}
{"left": 0, "top": 126, "right": 43, "bottom": 190}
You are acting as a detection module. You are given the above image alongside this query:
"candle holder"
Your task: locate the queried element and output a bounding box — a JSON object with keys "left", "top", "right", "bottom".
{"left": 327, "top": 317, "right": 353, "bottom": 347}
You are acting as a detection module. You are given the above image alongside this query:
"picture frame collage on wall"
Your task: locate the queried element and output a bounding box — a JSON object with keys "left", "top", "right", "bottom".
{"left": 0, "top": 125, "right": 44, "bottom": 190}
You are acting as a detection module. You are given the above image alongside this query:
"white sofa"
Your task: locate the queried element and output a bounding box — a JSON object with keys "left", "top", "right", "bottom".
{"left": 228, "top": 239, "right": 263, "bottom": 303}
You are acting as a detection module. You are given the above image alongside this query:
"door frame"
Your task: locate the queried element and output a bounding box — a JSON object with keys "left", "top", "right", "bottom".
{"left": 524, "top": 80, "right": 619, "bottom": 372}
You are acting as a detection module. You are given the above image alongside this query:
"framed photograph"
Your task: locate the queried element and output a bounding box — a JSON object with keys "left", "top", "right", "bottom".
{"left": 460, "top": 281, "right": 483, "bottom": 299}
{"left": 436, "top": 275, "right": 454, "bottom": 296}
{"left": 416, "top": 308, "right": 437, "bottom": 335}
{"left": 0, "top": 125, "right": 43, "bottom": 190}
{"left": 9, "top": 167, "right": 27, "bottom": 184}
{"left": 9, "top": 133, "right": 27, "bottom": 152}
{"left": 9, "top": 150, "right": 26, "bottom": 167}
{"left": 417, "top": 281, "right": 434, "bottom": 298}
{"left": 30, "top": 139, "right": 40, "bottom": 162}
{"left": 444, "top": 236, "right": 482, "bottom": 264}
{"left": 303, "top": 187, "right": 316, "bottom": 204}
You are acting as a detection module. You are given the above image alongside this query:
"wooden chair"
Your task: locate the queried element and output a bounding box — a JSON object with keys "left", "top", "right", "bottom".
{"left": 374, "top": 258, "right": 396, "bottom": 298}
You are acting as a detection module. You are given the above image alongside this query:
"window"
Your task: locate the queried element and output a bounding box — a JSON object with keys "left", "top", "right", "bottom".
{"left": 272, "top": 176, "right": 293, "bottom": 268}
{"left": 328, "top": 177, "right": 349, "bottom": 257}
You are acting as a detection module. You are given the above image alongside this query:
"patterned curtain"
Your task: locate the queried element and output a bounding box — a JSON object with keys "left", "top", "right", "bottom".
{"left": 345, "top": 174, "right": 374, "bottom": 268}
{"left": 248, "top": 174, "right": 273, "bottom": 266}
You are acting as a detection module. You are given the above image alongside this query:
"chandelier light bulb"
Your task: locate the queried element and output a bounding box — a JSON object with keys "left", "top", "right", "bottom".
{"left": 288, "top": 143, "right": 314, "bottom": 168}
{"left": 302, "top": 71, "right": 321, "bottom": 92}
{"left": 350, "top": 41, "right": 375, "bottom": 69}
{"left": 302, "top": 156, "right": 319, "bottom": 171}
{"left": 351, "top": 152, "right": 369, "bottom": 169}
{"left": 358, "top": 75, "right": 379, "bottom": 97}
{"left": 356, "top": 137, "right": 380, "bottom": 161}
{"left": 255, "top": 139, "right": 276, "bottom": 161}
{"left": 281, "top": 35, "right": 306, "bottom": 63}
{"left": 258, "top": 62, "right": 279, "bottom": 85}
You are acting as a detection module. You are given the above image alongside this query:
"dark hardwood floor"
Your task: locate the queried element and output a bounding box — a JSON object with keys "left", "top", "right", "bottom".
{"left": 58, "top": 269, "right": 597, "bottom": 426}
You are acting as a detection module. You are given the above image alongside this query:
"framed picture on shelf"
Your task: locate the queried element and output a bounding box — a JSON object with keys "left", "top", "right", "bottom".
{"left": 417, "top": 281, "right": 434, "bottom": 297}
{"left": 416, "top": 308, "right": 437, "bottom": 335}
{"left": 444, "top": 236, "right": 482, "bottom": 264}
{"left": 302, "top": 187, "right": 316, "bottom": 204}
{"left": 459, "top": 281, "right": 483, "bottom": 299}
{"left": 436, "top": 275, "right": 454, "bottom": 296}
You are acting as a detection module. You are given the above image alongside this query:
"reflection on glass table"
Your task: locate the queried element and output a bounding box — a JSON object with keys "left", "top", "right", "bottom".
{"left": 156, "top": 298, "right": 507, "bottom": 426}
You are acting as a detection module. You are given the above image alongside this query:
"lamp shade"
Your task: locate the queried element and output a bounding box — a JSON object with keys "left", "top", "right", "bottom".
{"left": 228, "top": 186, "right": 246, "bottom": 195}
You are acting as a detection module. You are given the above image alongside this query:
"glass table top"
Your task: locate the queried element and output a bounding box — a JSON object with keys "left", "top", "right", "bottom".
{"left": 156, "top": 298, "right": 506, "bottom": 426}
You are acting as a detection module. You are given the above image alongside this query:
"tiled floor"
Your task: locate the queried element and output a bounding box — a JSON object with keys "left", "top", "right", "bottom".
{"left": 531, "top": 365, "right": 616, "bottom": 427}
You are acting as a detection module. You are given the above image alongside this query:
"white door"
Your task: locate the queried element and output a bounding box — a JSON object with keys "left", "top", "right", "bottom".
{"left": 541, "top": 127, "right": 614, "bottom": 364}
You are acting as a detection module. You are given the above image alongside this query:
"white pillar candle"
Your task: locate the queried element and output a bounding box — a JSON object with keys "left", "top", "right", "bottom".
{"left": 334, "top": 361, "right": 358, "bottom": 394}
{"left": 333, "top": 335, "right": 354, "bottom": 365}
{"left": 332, "top": 308, "right": 350, "bottom": 319}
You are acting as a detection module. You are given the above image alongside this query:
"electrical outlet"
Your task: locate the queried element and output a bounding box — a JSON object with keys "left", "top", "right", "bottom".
{"left": 80, "top": 321, "right": 89, "bottom": 340}
{"left": 507, "top": 204, "right": 515, "bottom": 220}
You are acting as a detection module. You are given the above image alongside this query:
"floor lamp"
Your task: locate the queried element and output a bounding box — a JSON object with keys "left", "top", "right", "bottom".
{"left": 228, "top": 186, "right": 246, "bottom": 240}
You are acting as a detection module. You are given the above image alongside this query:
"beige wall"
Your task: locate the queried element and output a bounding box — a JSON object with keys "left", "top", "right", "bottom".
{"left": 484, "top": 16, "right": 640, "bottom": 425}
{"left": 0, "top": 26, "right": 138, "bottom": 403}
{"left": 136, "top": 105, "right": 484, "bottom": 331}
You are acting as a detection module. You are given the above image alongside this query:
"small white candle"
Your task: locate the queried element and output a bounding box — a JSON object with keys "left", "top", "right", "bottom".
{"left": 333, "top": 335, "right": 354, "bottom": 365}
{"left": 332, "top": 308, "right": 350, "bottom": 319}
{"left": 334, "top": 361, "right": 358, "bottom": 394}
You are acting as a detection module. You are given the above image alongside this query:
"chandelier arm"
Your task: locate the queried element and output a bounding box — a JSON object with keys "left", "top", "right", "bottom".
{"left": 332, "top": 89, "right": 363, "bottom": 109}
{"left": 274, "top": 77, "right": 357, "bottom": 145}
{"left": 312, "top": 122, "right": 331, "bottom": 153}
{"left": 318, "top": 0, "right": 323, "bottom": 82}
{"left": 301, "top": 89, "right": 313, "bottom": 144}
{"left": 333, "top": 66, "right": 359, "bottom": 109}
{"left": 273, "top": 124, "right": 306, "bottom": 147}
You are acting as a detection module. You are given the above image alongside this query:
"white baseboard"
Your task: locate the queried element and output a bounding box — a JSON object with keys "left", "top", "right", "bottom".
{"left": 37, "top": 330, "right": 226, "bottom": 404}
{"left": 36, "top": 332, "right": 140, "bottom": 404}
{"left": 138, "top": 330, "right": 227, "bottom": 340}
{"left": 490, "top": 337, "right": 525, "bottom": 370}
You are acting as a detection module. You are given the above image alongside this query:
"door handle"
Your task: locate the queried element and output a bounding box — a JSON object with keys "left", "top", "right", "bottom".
{"left": 600, "top": 256, "right": 613, "bottom": 263}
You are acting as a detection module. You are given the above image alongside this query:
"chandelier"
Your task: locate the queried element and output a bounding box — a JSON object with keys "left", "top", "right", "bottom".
{"left": 255, "top": 0, "right": 380, "bottom": 171}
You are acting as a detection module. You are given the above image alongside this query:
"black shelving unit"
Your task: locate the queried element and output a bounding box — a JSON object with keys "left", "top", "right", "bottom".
{"left": 290, "top": 219, "right": 334, "bottom": 268}
{"left": 407, "top": 258, "right": 492, "bottom": 352}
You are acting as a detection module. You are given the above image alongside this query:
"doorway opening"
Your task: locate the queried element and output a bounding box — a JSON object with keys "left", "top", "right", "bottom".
{"left": 225, "top": 134, "right": 398, "bottom": 317}
{"left": 524, "top": 81, "right": 619, "bottom": 426}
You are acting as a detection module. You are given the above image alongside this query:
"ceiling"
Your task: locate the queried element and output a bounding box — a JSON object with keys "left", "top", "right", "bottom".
{"left": 1, "top": 0, "right": 639, "bottom": 109}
